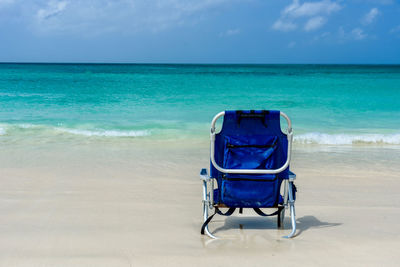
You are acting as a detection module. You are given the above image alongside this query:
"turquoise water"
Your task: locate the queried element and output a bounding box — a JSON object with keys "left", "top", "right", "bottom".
{"left": 1, "top": 63, "right": 399, "bottom": 144}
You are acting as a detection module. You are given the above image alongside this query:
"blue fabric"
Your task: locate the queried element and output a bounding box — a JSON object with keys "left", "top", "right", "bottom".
{"left": 214, "top": 187, "right": 284, "bottom": 206}
{"left": 211, "top": 110, "right": 290, "bottom": 208}
{"left": 223, "top": 135, "right": 278, "bottom": 171}
{"left": 221, "top": 178, "right": 281, "bottom": 207}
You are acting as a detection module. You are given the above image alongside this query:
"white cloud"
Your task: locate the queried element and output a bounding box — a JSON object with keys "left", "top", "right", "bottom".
{"left": 365, "top": 0, "right": 394, "bottom": 4}
{"left": 312, "top": 31, "right": 331, "bottom": 41}
{"left": 220, "top": 28, "right": 241, "bottom": 37}
{"left": 282, "top": 0, "right": 341, "bottom": 18}
{"left": 390, "top": 25, "right": 400, "bottom": 33}
{"left": 37, "top": 1, "right": 68, "bottom": 20}
{"left": 337, "top": 27, "right": 367, "bottom": 41}
{"left": 0, "top": 0, "right": 14, "bottom": 8}
{"left": 351, "top": 28, "right": 367, "bottom": 40}
{"left": 362, "top": 8, "right": 380, "bottom": 25}
{"left": 159, "top": 0, "right": 231, "bottom": 14}
{"left": 288, "top": 41, "right": 296, "bottom": 48}
{"left": 272, "top": 19, "right": 297, "bottom": 32}
{"left": 390, "top": 25, "right": 400, "bottom": 37}
{"left": 272, "top": 0, "right": 341, "bottom": 32}
{"left": 304, "top": 16, "right": 326, "bottom": 31}
{"left": 10, "top": 0, "right": 243, "bottom": 36}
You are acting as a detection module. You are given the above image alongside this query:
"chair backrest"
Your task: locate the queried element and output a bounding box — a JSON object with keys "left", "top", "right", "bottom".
{"left": 210, "top": 110, "right": 289, "bottom": 180}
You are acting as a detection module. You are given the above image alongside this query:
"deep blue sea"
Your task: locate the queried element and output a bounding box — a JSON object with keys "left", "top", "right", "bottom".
{"left": 1, "top": 63, "right": 399, "bottom": 145}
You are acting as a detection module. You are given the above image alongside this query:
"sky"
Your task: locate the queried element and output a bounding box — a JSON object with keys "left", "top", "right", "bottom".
{"left": 0, "top": 0, "right": 399, "bottom": 64}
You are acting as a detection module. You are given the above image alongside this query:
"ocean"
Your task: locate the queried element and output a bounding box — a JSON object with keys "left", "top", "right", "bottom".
{"left": 0, "top": 63, "right": 399, "bottom": 145}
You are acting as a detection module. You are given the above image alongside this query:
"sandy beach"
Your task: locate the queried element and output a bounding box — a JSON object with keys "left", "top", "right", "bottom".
{"left": 1, "top": 138, "right": 399, "bottom": 266}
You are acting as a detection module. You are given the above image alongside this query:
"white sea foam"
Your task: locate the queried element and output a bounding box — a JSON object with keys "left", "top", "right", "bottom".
{"left": 294, "top": 132, "right": 400, "bottom": 145}
{"left": 18, "top": 124, "right": 35, "bottom": 129}
{"left": 57, "top": 128, "right": 150, "bottom": 137}
{"left": 0, "top": 126, "right": 5, "bottom": 136}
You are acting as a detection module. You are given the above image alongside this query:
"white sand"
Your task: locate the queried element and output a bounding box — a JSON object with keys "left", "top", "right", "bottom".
{"left": 0, "top": 140, "right": 399, "bottom": 266}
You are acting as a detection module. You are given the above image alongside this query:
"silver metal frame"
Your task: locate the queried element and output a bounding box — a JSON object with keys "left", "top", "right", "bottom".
{"left": 201, "top": 111, "right": 297, "bottom": 239}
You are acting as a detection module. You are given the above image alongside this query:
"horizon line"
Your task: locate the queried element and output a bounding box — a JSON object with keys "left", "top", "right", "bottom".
{"left": 1, "top": 62, "right": 400, "bottom": 66}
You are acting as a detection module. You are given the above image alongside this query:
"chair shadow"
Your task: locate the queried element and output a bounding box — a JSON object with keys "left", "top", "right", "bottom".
{"left": 211, "top": 215, "right": 341, "bottom": 237}
{"left": 294, "top": 215, "right": 342, "bottom": 236}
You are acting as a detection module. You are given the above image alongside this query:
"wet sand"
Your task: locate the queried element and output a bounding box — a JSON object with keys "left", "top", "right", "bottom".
{"left": 0, "top": 140, "right": 399, "bottom": 266}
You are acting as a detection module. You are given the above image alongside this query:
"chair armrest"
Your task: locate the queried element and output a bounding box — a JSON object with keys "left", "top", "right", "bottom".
{"left": 200, "top": 168, "right": 211, "bottom": 181}
{"left": 289, "top": 171, "right": 296, "bottom": 181}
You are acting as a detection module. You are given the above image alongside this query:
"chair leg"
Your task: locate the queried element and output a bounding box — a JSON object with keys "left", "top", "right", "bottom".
{"left": 202, "top": 180, "right": 217, "bottom": 239}
{"left": 277, "top": 207, "right": 285, "bottom": 229}
{"left": 283, "top": 182, "right": 297, "bottom": 238}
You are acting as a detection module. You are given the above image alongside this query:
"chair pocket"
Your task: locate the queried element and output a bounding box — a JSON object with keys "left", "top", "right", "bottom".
{"left": 221, "top": 176, "right": 281, "bottom": 208}
{"left": 223, "top": 135, "right": 278, "bottom": 170}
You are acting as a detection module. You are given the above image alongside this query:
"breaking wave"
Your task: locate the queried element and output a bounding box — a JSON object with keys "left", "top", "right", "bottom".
{"left": 56, "top": 128, "right": 150, "bottom": 137}
{"left": 1, "top": 122, "right": 400, "bottom": 144}
{"left": 294, "top": 132, "right": 400, "bottom": 145}
{"left": 0, "top": 123, "right": 151, "bottom": 138}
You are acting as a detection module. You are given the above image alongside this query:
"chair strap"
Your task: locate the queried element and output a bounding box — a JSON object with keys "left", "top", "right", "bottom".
{"left": 253, "top": 206, "right": 283, "bottom": 217}
{"left": 201, "top": 207, "right": 236, "bottom": 235}
{"left": 215, "top": 207, "right": 236, "bottom": 216}
{"left": 201, "top": 207, "right": 283, "bottom": 235}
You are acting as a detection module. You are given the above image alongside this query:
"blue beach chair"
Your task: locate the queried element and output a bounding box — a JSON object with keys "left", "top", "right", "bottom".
{"left": 200, "top": 110, "right": 297, "bottom": 238}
